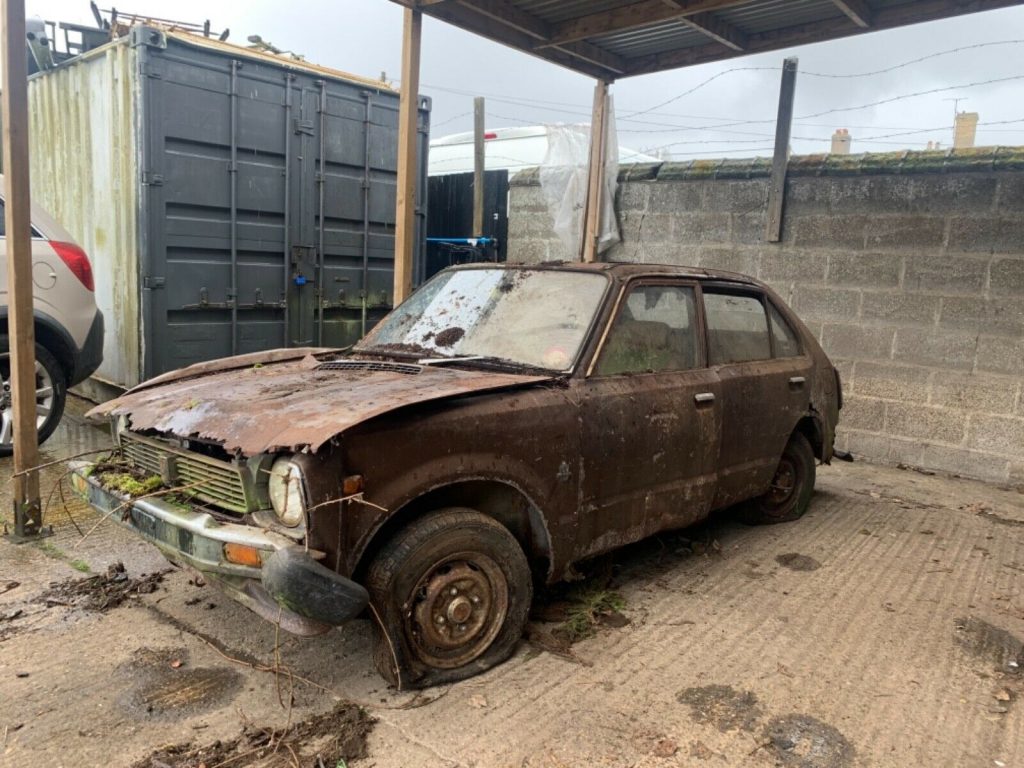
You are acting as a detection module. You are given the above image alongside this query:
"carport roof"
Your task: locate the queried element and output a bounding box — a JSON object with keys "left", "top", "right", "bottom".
{"left": 389, "top": 0, "right": 1024, "bottom": 79}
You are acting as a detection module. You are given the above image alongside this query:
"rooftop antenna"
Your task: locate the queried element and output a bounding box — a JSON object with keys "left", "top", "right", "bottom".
{"left": 943, "top": 96, "right": 967, "bottom": 117}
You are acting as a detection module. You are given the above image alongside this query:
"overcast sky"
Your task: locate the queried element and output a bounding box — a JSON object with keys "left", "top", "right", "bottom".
{"left": 26, "top": 0, "right": 1024, "bottom": 159}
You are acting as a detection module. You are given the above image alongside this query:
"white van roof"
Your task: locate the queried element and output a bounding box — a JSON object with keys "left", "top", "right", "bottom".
{"left": 428, "top": 126, "right": 659, "bottom": 176}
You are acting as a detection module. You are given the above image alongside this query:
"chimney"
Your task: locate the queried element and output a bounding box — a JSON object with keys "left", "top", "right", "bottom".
{"left": 830, "top": 128, "right": 851, "bottom": 155}
{"left": 953, "top": 111, "right": 979, "bottom": 149}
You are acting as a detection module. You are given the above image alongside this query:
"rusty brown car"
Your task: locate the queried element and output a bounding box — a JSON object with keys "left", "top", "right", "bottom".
{"left": 72, "top": 262, "right": 842, "bottom": 687}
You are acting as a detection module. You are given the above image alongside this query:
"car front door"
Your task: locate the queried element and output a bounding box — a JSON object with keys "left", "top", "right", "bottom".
{"left": 575, "top": 280, "right": 722, "bottom": 561}
{"left": 701, "top": 287, "right": 812, "bottom": 509}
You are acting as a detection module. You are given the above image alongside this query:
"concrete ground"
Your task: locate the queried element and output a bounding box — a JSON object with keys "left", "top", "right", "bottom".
{"left": 3, "top": 395, "right": 1024, "bottom": 768}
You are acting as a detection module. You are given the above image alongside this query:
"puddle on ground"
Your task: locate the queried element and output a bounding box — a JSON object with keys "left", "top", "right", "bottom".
{"left": 776, "top": 553, "right": 821, "bottom": 572}
{"left": 764, "top": 714, "right": 854, "bottom": 768}
{"left": 118, "top": 646, "right": 242, "bottom": 718}
{"left": 955, "top": 617, "right": 1024, "bottom": 673}
{"left": 677, "top": 684, "right": 762, "bottom": 732}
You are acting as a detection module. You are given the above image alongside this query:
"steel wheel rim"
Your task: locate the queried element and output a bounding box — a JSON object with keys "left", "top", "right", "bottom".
{"left": 0, "top": 354, "right": 55, "bottom": 446}
{"left": 764, "top": 457, "right": 798, "bottom": 509}
{"left": 406, "top": 552, "right": 509, "bottom": 669}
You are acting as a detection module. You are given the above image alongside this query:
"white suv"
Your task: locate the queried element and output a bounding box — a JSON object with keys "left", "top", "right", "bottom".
{"left": 0, "top": 180, "right": 103, "bottom": 453}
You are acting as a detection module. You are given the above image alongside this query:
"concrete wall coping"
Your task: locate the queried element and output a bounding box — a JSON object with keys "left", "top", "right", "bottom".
{"left": 508, "top": 146, "right": 1024, "bottom": 186}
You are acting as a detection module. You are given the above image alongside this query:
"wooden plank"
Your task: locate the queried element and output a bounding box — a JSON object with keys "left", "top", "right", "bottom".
{"left": 392, "top": 7, "right": 421, "bottom": 305}
{"left": 473, "top": 96, "right": 485, "bottom": 238}
{"left": 627, "top": 0, "right": 1023, "bottom": 75}
{"left": 681, "top": 12, "right": 748, "bottom": 50}
{"left": 765, "top": 57, "right": 798, "bottom": 243}
{"left": 2, "top": 0, "right": 42, "bottom": 536}
{"left": 582, "top": 80, "right": 609, "bottom": 263}
{"left": 831, "top": 0, "right": 873, "bottom": 27}
{"left": 544, "top": 0, "right": 750, "bottom": 46}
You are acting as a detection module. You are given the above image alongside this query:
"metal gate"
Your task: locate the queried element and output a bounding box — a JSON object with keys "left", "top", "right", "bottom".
{"left": 135, "top": 30, "right": 429, "bottom": 378}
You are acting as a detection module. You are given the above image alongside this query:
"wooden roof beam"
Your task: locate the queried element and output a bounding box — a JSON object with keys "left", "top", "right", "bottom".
{"left": 542, "top": 0, "right": 750, "bottom": 47}
{"left": 680, "top": 11, "right": 748, "bottom": 50}
{"left": 437, "top": 0, "right": 629, "bottom": 74}
{"left": 831, "top": 0, "right": 873, "bottom": 27}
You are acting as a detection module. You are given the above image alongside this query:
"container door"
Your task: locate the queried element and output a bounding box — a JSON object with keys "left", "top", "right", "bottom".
{"left": 138, "top": 35, "right": 429, "bottom": 380}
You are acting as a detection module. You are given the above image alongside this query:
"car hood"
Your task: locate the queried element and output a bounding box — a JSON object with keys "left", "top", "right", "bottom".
{"left": 89, "top": 350, "right": 552, "bottom": 456}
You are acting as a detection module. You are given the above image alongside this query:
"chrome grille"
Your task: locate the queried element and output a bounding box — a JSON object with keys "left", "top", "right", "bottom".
{"left": 121, "top": 432, "right": 251, "bottom": 514}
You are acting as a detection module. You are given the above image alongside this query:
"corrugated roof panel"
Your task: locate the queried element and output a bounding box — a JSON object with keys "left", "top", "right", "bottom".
{"left": 596, "top": 21, "right": 707, "bottom": 57}
{"left": 716, "top": 0, "right": 847, "bottom": 34}
{"left": 514, "top": 0, "right": 636, "bottom": 25}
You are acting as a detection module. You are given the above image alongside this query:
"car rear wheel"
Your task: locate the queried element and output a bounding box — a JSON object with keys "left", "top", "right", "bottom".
{"left": 0, "top": 342, "right": 67, "bottom": 455}
{"left": 366, "top": 508, "right": 532, "bottom": 689}
{"left": 742, "top": 432, "right": 816, "bottom": 524}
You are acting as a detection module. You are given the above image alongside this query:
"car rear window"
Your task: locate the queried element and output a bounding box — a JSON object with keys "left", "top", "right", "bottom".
{"left": 704, "top": 291, "right": 771, "bottom": 365}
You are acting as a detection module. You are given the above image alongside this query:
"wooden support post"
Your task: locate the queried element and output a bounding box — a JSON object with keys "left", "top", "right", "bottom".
{"left": 2, "top": 0, "right": 44, "bottom": 540}
{"left": 393, "top": 7, "right": 422, "bottom": 306}
{"left": 765, "top": 57, "right": 798, "bottom": 243}
{"left": 472, "top": 96, "right": 485, "bottom": 238}
{"left": 581, "top": 79, "right": 609, "bottom": 263}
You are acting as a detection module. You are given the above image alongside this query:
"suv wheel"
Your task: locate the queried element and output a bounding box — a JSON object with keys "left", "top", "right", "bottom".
{"left": 0, "top": 342, "right": 67, "bottom": 455}
{"left": 366, "top": 508, "right": 532, "bottom": 689}
{"left": 742, "top": 432, "right": 816, "bottom": 524}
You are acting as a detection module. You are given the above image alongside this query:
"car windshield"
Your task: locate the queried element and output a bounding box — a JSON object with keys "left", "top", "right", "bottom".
{"left": 356, "top": 268, "right": 608, "bottom": 371}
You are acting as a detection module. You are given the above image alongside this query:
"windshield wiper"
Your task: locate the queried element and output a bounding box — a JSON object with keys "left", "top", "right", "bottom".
{"left": 418, "top": 355, "right": 556, "bottom": 375}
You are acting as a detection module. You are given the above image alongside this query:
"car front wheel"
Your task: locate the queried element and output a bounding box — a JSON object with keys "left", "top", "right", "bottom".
{"left": 366, "top": 508, "right": 532, "bottom": 689}
{"left": 742, "top": 431, "right": 816, "bottom": 524}
{"left": 0, "top": 342, "right": 67, "bottom": 455}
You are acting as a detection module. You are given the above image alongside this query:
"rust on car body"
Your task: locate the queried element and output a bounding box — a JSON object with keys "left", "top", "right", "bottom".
{"left": 74, "top": 261, "right": 841, "bottom": 683}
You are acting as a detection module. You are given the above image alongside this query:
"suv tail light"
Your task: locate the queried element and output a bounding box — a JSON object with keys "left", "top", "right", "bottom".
{"left": 50, "top": 241, "right": 94, "bottom": 292}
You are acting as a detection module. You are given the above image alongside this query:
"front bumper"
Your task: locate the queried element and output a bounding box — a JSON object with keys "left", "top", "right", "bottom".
{"left": 70, "top": 464, "right": 368, "bottom": 635}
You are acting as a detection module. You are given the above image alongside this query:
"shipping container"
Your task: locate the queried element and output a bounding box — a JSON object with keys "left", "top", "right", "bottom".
{"left": 27, "top": 26, "right": 430, "bottom": 396}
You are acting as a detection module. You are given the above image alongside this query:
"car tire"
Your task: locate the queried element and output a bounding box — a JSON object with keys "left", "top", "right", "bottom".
{"left": 366, "top": 508, "right": 532, "bottom": 689}
{"left": 741, "top": 431, "right": 816, "bottom": 525}
{"left": 0, "top": 340, "right": 67, "bottom": 455}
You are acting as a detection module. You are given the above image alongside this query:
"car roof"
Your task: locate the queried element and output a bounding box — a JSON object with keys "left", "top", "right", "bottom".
{"left": 452, "top": 260, "right": 767, "bottom": 289}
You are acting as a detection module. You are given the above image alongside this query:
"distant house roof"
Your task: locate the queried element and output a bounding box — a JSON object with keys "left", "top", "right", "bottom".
{"left": 429, "top": 125, "right": 659, "bottom": 175}
{"left": 391, "top": 0, "right": 1023, "bottom": 80}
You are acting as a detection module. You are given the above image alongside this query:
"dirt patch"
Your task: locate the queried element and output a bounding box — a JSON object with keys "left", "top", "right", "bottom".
{"left": 528, "top": 581, "right": 629, "bottom": 655}
{"left": 763, "top": 714, "right": 854, "bottom": 768}
{"left": 130, "top": 702, "right": 374, "bottom": 768}
{"left": 434, "top": 326, "right": 465, "bottom": 347}
{"left": 676, "top": 684, "right": 762, "bottom": 732}
{"left": 119, "top": 647, "right": 243, "bottom": 718}
{"left": 954, "top": 617, "right": 1024, "bottom": 672}
{"left": 36, "top": 562, "right": 166, "bottom": 612}
{"left": 776, "top": 553, "right": 821, "bottom": 572}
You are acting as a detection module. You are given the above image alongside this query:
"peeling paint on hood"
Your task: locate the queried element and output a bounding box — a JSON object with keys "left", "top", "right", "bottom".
{"left": 88, "top": 352, "right": 552, "bottom": 456}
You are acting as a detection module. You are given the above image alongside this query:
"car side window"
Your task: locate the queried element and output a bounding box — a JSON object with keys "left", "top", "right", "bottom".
{"left": 768, "top": 303, "right": 801, "bottom": 358}
{"left": 704, "top": 291, "right": 771, "bottom": 365}
{"left": 596, "top": 284, "right": 699, "bottom": 376}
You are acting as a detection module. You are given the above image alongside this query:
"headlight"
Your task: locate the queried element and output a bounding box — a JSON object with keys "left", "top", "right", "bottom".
{"left": 267, "top": 456, "right": 306, "bottom": 527}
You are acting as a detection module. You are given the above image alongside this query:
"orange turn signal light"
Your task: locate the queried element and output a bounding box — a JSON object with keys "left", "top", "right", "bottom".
{"left": 342, "top": 474, "right": 364, "bottom": 496}
{"left": 223, "top": 542, "right": 263, "bottom": 567}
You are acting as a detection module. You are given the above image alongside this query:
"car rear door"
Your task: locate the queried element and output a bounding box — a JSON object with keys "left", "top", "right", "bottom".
{"left": 701, "top": 285, "right": 812, "bottom": 509}
{"left": 575, "top": 280, "right": 722, "bottom": 560}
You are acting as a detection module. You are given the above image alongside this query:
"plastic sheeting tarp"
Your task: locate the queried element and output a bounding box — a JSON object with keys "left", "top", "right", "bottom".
{"left": 539, "top": 99, "right": 620, "bottom": 259}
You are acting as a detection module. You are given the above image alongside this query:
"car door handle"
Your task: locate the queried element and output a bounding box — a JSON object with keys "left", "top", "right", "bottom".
{"left": 789, "top": 376, "right": 806, "bottom": 387}
{"left": 694, "top": 392, "right": 715, "bottom": 405}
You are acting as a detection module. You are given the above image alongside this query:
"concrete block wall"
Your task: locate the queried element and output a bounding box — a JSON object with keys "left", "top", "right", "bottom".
{"left": 508, "top": 148, "right": 1024, "bottom": 486}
